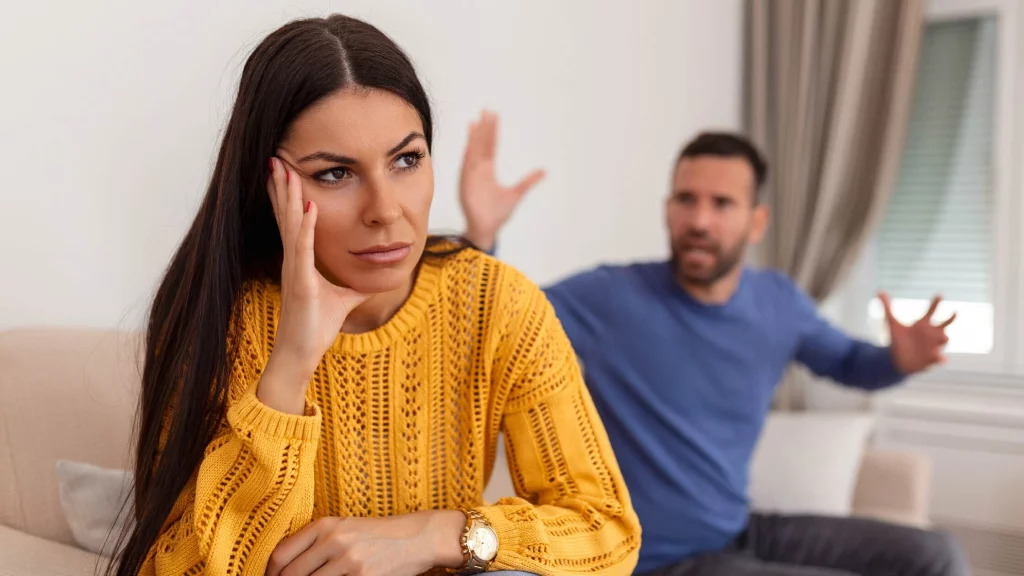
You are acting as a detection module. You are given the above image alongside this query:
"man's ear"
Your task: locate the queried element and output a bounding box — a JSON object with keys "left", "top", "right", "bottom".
{"left": 749, "top": 203, "right": 769, "bottom": 244}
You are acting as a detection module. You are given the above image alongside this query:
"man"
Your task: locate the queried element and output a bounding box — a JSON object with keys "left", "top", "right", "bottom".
{"left": 458, "top": 112, "right": 967, "bottom": 575}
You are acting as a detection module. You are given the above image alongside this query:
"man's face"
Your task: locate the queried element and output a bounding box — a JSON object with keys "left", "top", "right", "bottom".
{"left": 665, "top": 156, "right": 768, "bottom": 286}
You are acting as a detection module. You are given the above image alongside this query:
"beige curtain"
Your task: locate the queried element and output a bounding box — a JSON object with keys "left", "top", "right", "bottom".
{"left": 746, "top": 0, "right": 925, "bottom": 409}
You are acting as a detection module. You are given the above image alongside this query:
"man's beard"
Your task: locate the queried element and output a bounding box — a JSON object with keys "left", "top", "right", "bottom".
{"left": 670, "top": 233, "right": 747, "bottom": 287}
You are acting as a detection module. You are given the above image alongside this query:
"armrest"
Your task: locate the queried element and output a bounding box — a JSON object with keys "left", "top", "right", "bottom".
{"left": 851, "top": 449, "right": 931, "bottom": 528}
{"left": 0, "top": 523, "right": 107, "bottom": 576}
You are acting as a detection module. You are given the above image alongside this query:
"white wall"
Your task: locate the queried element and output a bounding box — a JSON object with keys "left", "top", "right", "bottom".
{"left": 0, "top": 0, "right": 743, "bottom": 330}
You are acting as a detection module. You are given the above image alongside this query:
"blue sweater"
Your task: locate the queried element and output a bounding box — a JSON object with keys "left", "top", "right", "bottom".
{"left": 543, "top": 262, "right": 904, "bottom": 573}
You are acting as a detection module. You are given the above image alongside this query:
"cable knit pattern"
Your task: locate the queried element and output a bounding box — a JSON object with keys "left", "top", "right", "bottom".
{"left": 140, "top": 250, "right": 640, "bottom": 575}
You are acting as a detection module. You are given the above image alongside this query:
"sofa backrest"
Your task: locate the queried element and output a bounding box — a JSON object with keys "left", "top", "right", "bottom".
{"left": 0, "top": 328, "right": 930, "bottom": 548}
{"left": 0, "top": 328, "right": 140, "bottom": 545}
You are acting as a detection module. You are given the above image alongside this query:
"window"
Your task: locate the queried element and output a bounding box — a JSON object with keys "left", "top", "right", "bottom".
{"left": 869, "top": 16, "right": 997, "bottom": 356}
{"left": 844, "top": 0, "right": 1024, "bottom": 378}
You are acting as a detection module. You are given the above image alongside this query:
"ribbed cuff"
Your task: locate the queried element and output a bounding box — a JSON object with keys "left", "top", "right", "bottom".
{"left": 475, "top": 503, "right": 522, "bottom": 566}
{"left": 227, "top": 386, "right": 322, "bottom": 442}
{"left": 859, "top": 345, "right": 908, "bottom": 391}
{"left": 879, "top": 346, "right": 908, "bottom": 382}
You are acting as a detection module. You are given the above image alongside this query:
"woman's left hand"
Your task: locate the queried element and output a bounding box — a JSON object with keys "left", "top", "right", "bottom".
{"left": 265, "top": 511, "right": 465, "bottom": 576}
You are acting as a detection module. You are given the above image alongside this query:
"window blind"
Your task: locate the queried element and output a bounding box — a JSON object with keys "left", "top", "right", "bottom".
{"left": 877, "top": 17, "right": 995, "bottom": 303}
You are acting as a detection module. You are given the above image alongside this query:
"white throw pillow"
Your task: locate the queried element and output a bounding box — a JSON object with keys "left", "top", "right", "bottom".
{"left": 56, "top": 460, "right": 134, "bottom": 556}
{"left": 748, "top": 413, "right": 875, "bottom": 517}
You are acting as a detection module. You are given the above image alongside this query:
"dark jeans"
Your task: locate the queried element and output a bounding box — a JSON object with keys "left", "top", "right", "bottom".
{"left": 639, "top": 514, "right": 969, "bottom": 576}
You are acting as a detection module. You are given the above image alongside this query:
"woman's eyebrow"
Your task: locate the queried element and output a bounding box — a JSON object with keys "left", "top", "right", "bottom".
{"left": 297, "top": 151, "right": 357, "bottom": 164}
{"left": 295, "top": 132, "right": 425, "bottom": 165}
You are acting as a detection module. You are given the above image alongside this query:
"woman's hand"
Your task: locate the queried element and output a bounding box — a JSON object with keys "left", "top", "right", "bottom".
{"left": 259, "top": 158, "right": 371, "bottom": 414}
{"left": 265, "top": 511, "right": 466, "bottom": 576}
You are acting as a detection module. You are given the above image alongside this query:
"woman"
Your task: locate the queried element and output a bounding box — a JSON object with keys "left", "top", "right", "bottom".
{"left": 111, "top": 14, "right": 640, "bottom": 576}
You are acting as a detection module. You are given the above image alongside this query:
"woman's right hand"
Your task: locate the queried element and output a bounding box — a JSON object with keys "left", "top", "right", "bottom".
{"left": 259, "top": 157, "right": 371, "bottom": 414}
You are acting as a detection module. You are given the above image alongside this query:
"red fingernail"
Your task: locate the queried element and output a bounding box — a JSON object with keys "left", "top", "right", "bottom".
{"left": 269, "top": 158, "right": 275, "bottom": 173}
{"left": 305, "top": 201, "right": 311, "bottom": 213}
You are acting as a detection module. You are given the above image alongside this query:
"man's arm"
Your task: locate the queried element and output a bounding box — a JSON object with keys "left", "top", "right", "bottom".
{"left": 789, "top": 277, "right": 954, "bottom": 390}
{"left": 794, "top": 310, "right": 905, "bottom": 391}
{"left": 788, "top": 278, "right": 905, "bottom": 391}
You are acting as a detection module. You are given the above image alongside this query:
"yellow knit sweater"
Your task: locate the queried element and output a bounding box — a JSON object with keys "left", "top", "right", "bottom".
{"left": 142, "top": 249, "right": 640, "bottom": 575}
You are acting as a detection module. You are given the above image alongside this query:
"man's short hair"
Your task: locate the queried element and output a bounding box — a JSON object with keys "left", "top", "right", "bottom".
{"left": 677, "top": 132, "right": 768, "bottom": 201}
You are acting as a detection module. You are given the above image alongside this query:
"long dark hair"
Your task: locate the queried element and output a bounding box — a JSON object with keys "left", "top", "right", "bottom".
{"left": 111, "top": 15, "right": 448, "bottom": 575}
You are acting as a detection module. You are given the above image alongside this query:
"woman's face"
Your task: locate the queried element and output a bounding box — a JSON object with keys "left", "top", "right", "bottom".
{"left": 276, "top": 88, "right": 433, "bottom": 295}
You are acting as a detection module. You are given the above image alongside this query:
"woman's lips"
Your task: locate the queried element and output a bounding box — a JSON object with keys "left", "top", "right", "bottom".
{"left": 350, "top": 243, "right": 412, "bottom": 264}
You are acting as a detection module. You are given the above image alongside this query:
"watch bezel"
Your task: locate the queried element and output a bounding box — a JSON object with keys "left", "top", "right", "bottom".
{"left": 468, "top": 524, "right": 498, "bottom": 561}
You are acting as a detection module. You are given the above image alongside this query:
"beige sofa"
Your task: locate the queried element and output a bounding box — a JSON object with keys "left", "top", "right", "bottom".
{"left": 0, "top": 328, "right": 932, "bottom": 575}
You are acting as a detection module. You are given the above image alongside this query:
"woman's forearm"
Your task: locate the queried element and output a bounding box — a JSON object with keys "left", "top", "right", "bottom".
{"left": 409, "top": 509, "right": 467, "bottom": 569}
{"left": 257, "top": 351, "right": 315, "bottom": 415}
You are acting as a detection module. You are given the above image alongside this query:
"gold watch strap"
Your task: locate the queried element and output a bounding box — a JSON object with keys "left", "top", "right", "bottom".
{"left": 457, "top": 509, "right": 493, "bottom": 575}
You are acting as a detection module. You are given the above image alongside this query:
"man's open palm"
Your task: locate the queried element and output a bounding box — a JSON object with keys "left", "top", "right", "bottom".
{"left": 881, "top": 292, "right": 956, "bottom": 374}
{"left": 459, "top": 111, "right": 545, "bottom": 250}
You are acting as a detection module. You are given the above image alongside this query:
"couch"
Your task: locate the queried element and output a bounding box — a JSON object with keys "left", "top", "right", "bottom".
{"left": 0, "top": 328, "right": 932, "bottom": 575}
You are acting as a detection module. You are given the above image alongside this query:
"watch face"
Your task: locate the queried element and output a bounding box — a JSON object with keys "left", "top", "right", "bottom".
{"left": 468, "top": 525, "right": 498, "bottom": 561}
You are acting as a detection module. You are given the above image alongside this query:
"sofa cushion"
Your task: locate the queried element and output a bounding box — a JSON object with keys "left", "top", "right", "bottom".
{"left": 0, "top": 523, "right": 107, "bottom": 576}
{"left": 852, "top": 449, "right": 931, "bottom": 527}
{"left": 749, "top": 412, "right": 875, "bottom": 516}
{"left": 0, "top": 329, "right": 140, "bottom": 545}
{"left": 56, "top": 460, "right": 133, "bottom": 555}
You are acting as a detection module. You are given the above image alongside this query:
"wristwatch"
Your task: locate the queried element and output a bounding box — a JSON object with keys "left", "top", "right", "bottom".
{"left": 456, "top": 509, "right": 498, "bottom": 574}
